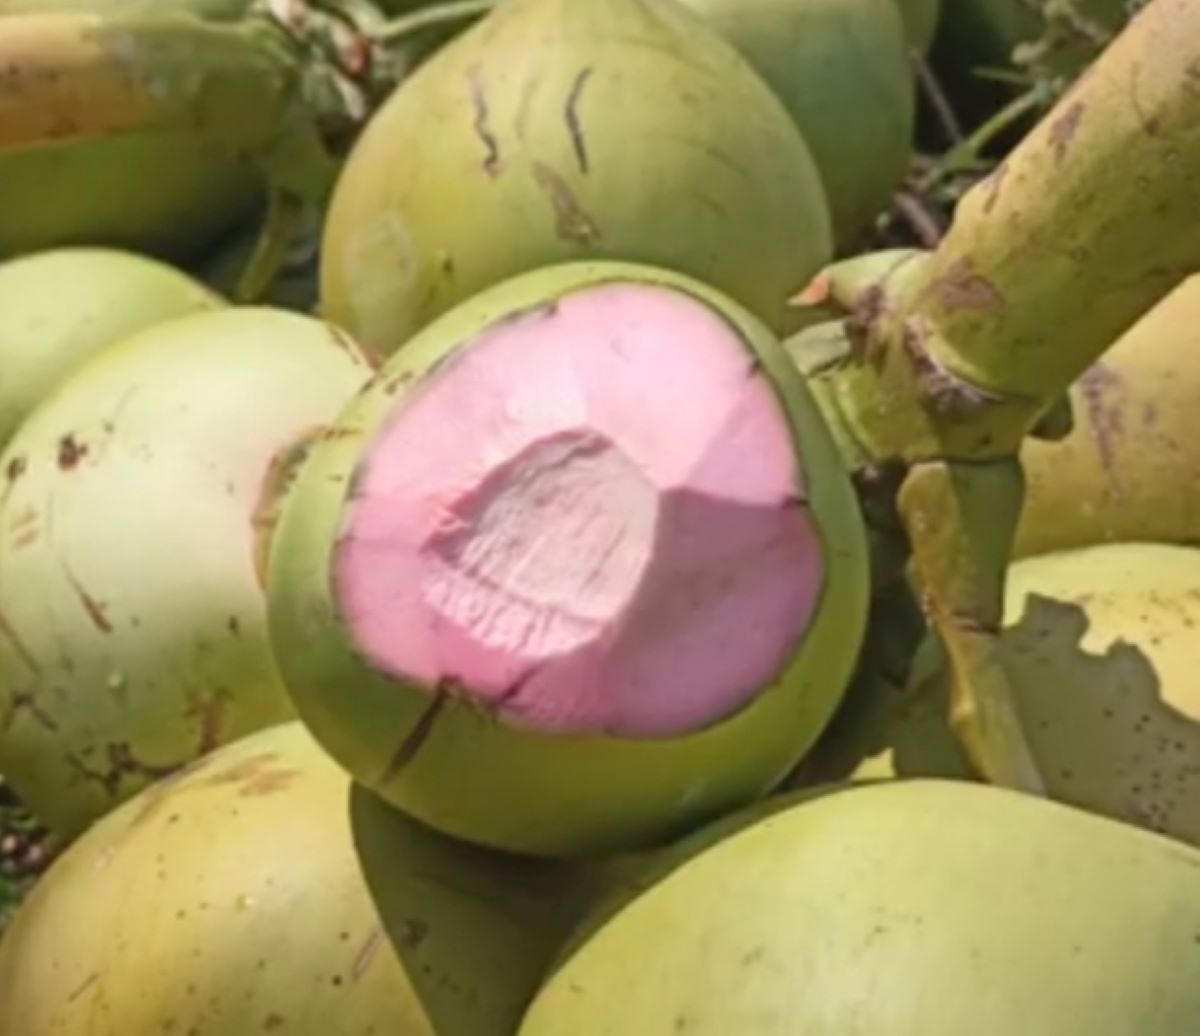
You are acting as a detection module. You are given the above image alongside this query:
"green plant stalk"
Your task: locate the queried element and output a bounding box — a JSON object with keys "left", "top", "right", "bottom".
{"left": 798, "top": 0, "right": 1200, "bottom": 793}
{"left": 371, "top": 0, "right": 495, "bottom": 43}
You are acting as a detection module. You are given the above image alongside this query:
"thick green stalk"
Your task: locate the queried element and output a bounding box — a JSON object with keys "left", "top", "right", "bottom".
{"left": 820, "top": 0, "right": 1200, "bottom": 464}
{"left": 795, "top": 0, "right": 1200, "bottom": 794}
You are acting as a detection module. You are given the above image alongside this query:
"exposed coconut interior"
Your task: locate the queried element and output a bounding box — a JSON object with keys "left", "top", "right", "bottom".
{"left": 335, "top": 282, "right": 825, "bottom": 737}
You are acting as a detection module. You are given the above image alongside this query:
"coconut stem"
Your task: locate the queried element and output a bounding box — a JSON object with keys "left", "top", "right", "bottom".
{"left": 897, "top": 459, "right": 1044, "bottom": 792}
{"left": 796, "top": 0, "right": 1200, "bottom": 794}
{"left": 371, "top": 0, "right": 496, "bottom": 44}
{"left": 864, "top": 0, "right": 1200, "bottom": 466}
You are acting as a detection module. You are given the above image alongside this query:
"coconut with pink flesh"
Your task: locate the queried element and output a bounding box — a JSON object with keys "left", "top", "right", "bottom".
{"left": 268, "top": 261, "right": 868, "bottom": 857}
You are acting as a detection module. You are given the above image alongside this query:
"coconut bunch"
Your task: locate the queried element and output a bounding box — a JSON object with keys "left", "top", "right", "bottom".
{"left": 4, "top": 0, "right": 1200, "bottom": 1034}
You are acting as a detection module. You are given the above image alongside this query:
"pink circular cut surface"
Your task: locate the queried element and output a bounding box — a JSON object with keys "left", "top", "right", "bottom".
{"left": 335, "top": 282, "right": 824, "bottom": 737}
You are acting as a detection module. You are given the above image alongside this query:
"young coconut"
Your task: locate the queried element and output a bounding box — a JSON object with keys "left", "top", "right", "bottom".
{"left": 1015, "top": 275, "right": 1200, "bottom": 557}
{"left": 895, "top": 0, "right": 939, "bottom": 52}
{"left": 0, "top": 0, "right": 392, "bottom": 283}
{"left": 268, "top": 261, "right": 869, "bottom": 857}
{"left": 678, "top": 0, "right": 914, "bottom": 249}
{"left": 0, "top": 0, "right": 265, "bottom": 261}
{"left": 0, "top": 307, "right": 374, "bottom": 839}
{"left": 319, "top": 0, "right": 832, "bottom": 355}
{"left": 0, "top": 721, "right": 616, "bottom": 1036}
{"left": 0, "top": 248, "right": 223, "bottom": 450}
{"left": 797, "top": 542, "right": 1200, "bottom": 846}
{"left": 519, "top": 780, "right": 1200, "bottom": 1035}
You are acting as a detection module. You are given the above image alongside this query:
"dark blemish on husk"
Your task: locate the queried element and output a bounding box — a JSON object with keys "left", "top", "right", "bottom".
{"left": 531, "top": 163, "right": 601, "bottom": 244}
{"left": 1, "top": 690, "right": 57, "bottom": 732}
{"left": 66, "top": 742, "right": 179, "bottom": 798}
{"left": 62, "top": 564, "right": 113, "bottom": 633}
{"left": 239, "top": 767, "right": 301, "bottom": 797}
{"left": 982, "top": 161, "right": 1009, "bottom": 214}
{"left": 398, "top": 918, "right": 430, "bottom": 948}
{"left": 4, "top": 455, "right": 26, "bottom": 485}
{"left": 901, "top": 324, "right": 1003, "bottom": 416}
{"left": 1049, "top": 101, "right": 1086, "bottom": 164}
{"left": 927, "top": 258, "right": 1004, "bottom": 313}
{"left": 56, "top": 433, "right": 88, "bottom": 470}
{"left": 205, "top": 752, "right": 282, "bottom": 788}
{"left": 943, "top": 608, "right": 1001, "bottom": 636}
{"left": 189, "top": 691, "right": 229, "bottom": 758}
{"left": 263, "top": 1013, "right": 286, "bottom": 1031}
{"left": 843, "top": 285, "right": 888, "bottom": 365}
{"left": 564, "top": 67, "right": 594, "bottom": 173}
{"left": 1078, "top": 363, "right": 1126, "bottom": 489}
{"left": 227, "top": 615, "right": 241, "bottom": 636}
{"left": 353, "top": 929, "right": 383, "bottom": 981}
{"left": 379, "top": 687, "right": 450, "bottom": 785}
{"left": 67, "top": 972, "right": 100, "bottom": 1003}
{"left": 386, "top": 370, "right": 416, "bottom": 396}
{"left": 468, "top": 66, "right": 502, "bottom": 178}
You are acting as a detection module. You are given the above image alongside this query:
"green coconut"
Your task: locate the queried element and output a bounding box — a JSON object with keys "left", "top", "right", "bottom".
{"left": 679, "top": 0, "right": 914, "bottom": 249}
{"left": 319, "top": 0, "right": 832, "bottom": 355}
{"left": 1016, "top": 274, "right": 1200, "bottom": 557}
{"left": 0, "top": 248, "right": 223, "bottom": 451}
{"left": 269, "top": 261, "right": 869, "bottom": 858}
{"left": 0, "top": 307, "right": 374, "bottom": 839}
{"left": 0, "top": 720, "right": 614, "bottom": 1035}
{"left": 0, "top": 0, "right": 265, "bottom": 261}
{"left": 895, "top": 0, "right": 939, "bottom": 51}
{"left": 799, "top": 542, "right": 1200, "bottom": 846}
{"left": 520, "top": 779, "right": 1200, "bottom": 1035}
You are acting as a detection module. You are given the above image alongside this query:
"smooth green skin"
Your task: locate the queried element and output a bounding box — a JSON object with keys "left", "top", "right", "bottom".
{"left": 0, "top": 0, "right": 264, "bottom": 262}
{"left": 0, "top": 308, "right": 373, "bottom": 839}
{"left": 895, "top": 0, "right": 938, "bottom": 51}
{"left": 0, "top": 132, "right": 262, "bottom": 264}
{"left": 0, "top": 248, "right": 223, "bottom": 451}
{"left": 320, "top": 0, "right": 832, "bottom": 356}
{"left": 270, "top": 261, "right": 869, "bottom": 858}
{"left": 801, "top": 543, "right": 1200, "bottom": 846}
{"left": 680, "top": 0, "right": 913, "bottom": 249}
{"left": 1016, "top": 276, "right": 1200, "bottom": 557}
{"left": 521, "top": 779, "right": 1200, "bottom": 1035}
{"left": 0, "top": 721, "right": 612, "bottom": 1036}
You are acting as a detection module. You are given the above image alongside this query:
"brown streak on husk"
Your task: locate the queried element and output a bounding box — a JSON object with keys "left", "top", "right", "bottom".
{"left": 468, "top": 64, "right": 501, "bottom": 178}
{"left": 564, "top": 66, "right": 594, "bottom": 173}
{"left": 379, "top": 688, "right": 449, "bottom": 785}
{"left": 1049, "top": 101, "right": 1086, "bottom": 164}
{"left": 531, "top": 162, "right": 600, "bottom": 244}
{"left": 927, "top": 258, "right": 1004, "bottom": 313}
{"left": 61, "top": 562, "right": 112, "bottom": 632}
